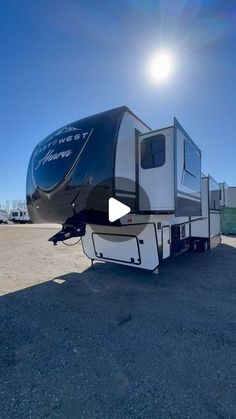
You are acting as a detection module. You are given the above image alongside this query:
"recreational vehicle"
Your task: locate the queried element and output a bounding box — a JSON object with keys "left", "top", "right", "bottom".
{"left": 0, "top": 209, "right": 8, "bottom": 224}
{"left": 26, "top": 106, "right": 221, "bottom": 272}
{"left": 10, "top": 209, "right": 31, "bottom": 224}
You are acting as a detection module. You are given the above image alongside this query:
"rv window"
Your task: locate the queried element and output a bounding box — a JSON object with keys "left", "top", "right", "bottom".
{"left": 12, "top": 212, "right": 18, "bottom": 217}
{"left": 184, "top": 140, "right": 199, "bottom": 178}
{"left": 183, "top": 140, "right": 200, "bottom": 192}
{"left": 141, "top": 134, "right": 165, "bottom": 169}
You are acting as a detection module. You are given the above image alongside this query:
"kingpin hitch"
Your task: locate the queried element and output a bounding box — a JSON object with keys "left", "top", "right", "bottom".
{"left": 48, "top": 222, "right": 86, "bottom": 246}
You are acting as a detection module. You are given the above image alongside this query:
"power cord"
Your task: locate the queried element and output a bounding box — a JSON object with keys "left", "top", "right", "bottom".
{"left": 62, "top": 238, "right": 81, "bottom": 246}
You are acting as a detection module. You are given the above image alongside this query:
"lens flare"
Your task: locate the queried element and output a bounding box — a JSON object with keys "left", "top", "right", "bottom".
{"left": 148, "top": 51, "right": 174, "bottom": 82}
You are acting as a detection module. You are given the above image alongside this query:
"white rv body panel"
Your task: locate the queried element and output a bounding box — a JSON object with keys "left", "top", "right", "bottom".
{"left": 210, "top": 212, "right": 221, "bottom": 237}
{"left": 81, "top": 175, "right": 220, "bottom": 271}
{"left": 137, "top": 121, "right": 201, "bottom": 216}
{"left": 138, "top": 127, "right": 174, "bottom": 211}
{"left": 82, "top": 213, "right": 192, "bottom": 270}
{"left": 115, "top": 111, "right": 150, "bottom": 192}
{"left": 93, "top": 233, "right": 140, "bottom": 264}
{"left": 82, "top": 223, "right": 159, "bottom": 271}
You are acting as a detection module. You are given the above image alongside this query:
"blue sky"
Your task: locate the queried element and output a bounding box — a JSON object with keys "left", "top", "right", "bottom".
{"left": 0, "top": 0, "right": 236, "bottom": 203}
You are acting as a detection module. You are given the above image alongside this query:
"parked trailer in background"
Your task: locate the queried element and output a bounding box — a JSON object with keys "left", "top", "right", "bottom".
{"left": 10, "top": 209, "right": 31, "bottom": 224}
{"left": 220, "top": 182, "right": 236, "bottom": 234}
{"left": 0, "top": 209, "right": 8, "bottom": 224}
{"left": 26, "top": 106, "right": 221, "bottom": 272}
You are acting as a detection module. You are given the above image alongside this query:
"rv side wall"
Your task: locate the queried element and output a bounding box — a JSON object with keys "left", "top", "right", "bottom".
{"left": 175, "top": 121, "right": 201, "bottom": 217}
{"left": 115, "top": 111, "right": 150, "bottom": 192}
{"left": 190, "top": 177, "right": 209, "bottom": 238}
{"left": 210, "top": 212, "right": 221, "bottom": 238}
{"left": 138, "top": 127, "right": 175, "bottom": 211}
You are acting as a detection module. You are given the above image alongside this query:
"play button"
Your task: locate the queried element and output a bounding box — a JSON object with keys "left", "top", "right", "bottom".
{"left": 108, "top": 198, "right": 131, "bottom": 222}
{"left": 84, "top": 176, "right": 151, "bottom": 241}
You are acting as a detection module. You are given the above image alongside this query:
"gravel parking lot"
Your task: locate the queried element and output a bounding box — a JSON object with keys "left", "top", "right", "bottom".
{"left": 0, "top": 225, "right": 236, "bottom": 418}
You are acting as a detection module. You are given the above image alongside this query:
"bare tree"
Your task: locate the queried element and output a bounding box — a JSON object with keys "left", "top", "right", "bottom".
{"left": 12, "top": 199, "right": 27, "bottom": 210}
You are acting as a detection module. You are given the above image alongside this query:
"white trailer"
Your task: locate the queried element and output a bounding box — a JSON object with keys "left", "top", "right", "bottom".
{"left": 26, "top": 106, "right": 221, "bottom": 272}
{"left": 10, "top": 209, "right": 31, "bottom": 224}
{"left": 0, "top": 209, "right": 8, "bottom": 224}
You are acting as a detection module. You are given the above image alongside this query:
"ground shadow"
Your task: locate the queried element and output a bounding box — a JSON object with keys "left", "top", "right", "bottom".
{"left": 0, "top": 242, "right": 236, "bottom": 418}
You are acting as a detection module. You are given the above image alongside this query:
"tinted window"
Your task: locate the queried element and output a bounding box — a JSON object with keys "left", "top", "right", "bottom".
{"left": 183, "top": 140, "right": 200, "bottom": 192}
{"left": 141, "top": 134, "right": 165, "bottom": 169}
{"left": 184, "top": 140, "right": 199, "bottom": 177}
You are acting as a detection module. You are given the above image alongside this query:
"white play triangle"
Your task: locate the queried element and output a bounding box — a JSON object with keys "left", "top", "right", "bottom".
{"left": 108, "top": 197, "right": 131, "bottom": 222}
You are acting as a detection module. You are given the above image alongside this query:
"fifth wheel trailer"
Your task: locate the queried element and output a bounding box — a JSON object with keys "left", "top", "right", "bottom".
{"left": 26, "top": 106, "right": 221, "bottom": 272}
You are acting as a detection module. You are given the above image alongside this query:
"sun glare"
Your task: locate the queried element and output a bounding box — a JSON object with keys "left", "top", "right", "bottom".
{"left": 148, "top": 51, "right": 174, "bottom": 83}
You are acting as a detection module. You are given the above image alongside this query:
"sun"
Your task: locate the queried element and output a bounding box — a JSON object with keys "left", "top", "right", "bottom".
{"left": 148, "top": 51, "right": 174, "bottom": 82}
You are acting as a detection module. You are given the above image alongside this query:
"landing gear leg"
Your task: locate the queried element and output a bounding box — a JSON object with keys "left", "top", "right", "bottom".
{"left": 203, "top": 240, "right": 210, "bottom": 253}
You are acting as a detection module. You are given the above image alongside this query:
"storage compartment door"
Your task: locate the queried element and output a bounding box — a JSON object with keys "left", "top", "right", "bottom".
{"left": 92, "top": 233, "right": 141, "bottom": 264}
